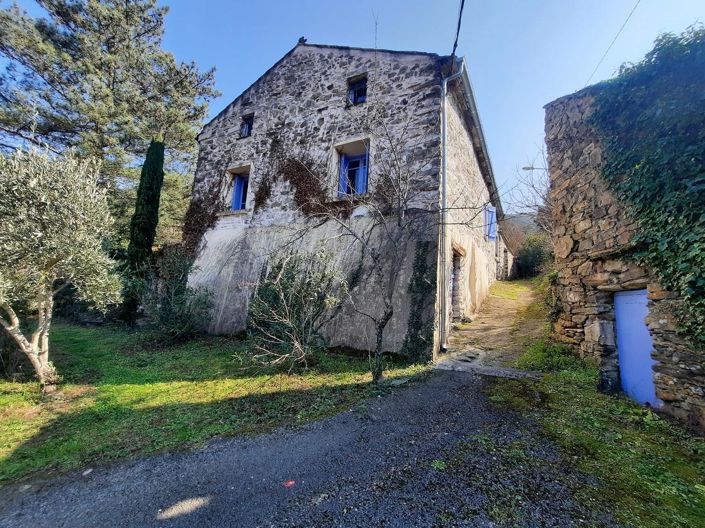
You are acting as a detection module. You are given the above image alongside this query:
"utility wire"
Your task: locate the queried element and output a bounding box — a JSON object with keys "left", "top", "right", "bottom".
{"left": 585, "top": 0, "right": 641, "bottom": 86}
{"left": 450, "top": 0, "right": 466, "bottom": 67}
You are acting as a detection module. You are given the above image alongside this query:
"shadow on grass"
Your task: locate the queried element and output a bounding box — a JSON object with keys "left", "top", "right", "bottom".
{"left": 0, "top": 380, "right": 380, "bottom": 484}
{"left": 49, "top": 323, "right": 372, "bottom": 386}
{"left": 1, "top": 323, "right": 419, "bottom": 485}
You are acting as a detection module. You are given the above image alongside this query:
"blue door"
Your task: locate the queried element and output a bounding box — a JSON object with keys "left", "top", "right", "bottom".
{"left": 615, "top": 290, "right": 661, "bottom": 407}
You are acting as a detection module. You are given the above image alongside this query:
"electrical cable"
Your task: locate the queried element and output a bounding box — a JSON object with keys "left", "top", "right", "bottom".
{"left": 450, "top": 0, "right": 466, "bottom": 64}
{"left": 585, "top": 0, "right": 641, "bottom": 86}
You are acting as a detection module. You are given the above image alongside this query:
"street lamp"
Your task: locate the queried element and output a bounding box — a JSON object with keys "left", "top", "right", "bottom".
{"left": 522, "top": 165, "right": 548, "bottom": 172}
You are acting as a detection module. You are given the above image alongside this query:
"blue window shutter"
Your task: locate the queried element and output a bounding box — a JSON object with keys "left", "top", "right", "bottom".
{"left": 232, "top": 176, "right": 244, "bottom": 210}
{"left": 240, "top": 176, "right": 249, "bottom": 209}
{"left": 356, "top": 150, "right": 369, "bottom": 194}
{"left": 338, "top": 154, "right": 349, "bottom": 196}
{"left": 488, "top": 205, "right": 497, "bottom": 240}
{"left": 484, "top": 206, "right": 489, "bottom": 237}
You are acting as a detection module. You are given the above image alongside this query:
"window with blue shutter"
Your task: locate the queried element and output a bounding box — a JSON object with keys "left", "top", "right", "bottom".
{"left": 347, "top": 77, "right": 367, "bottom": 105}
{"left": 231, "top": 175, "right": 249, "bottom": 211}
{"left": 484, "top": 205, "right": 497, "bottom": 240}
{"left": 338, "top": 151, "right": 368, "bottom": 196}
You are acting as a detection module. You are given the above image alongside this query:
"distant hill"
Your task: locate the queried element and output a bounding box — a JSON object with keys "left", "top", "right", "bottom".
{"left": 505, "top": 213, "right": 540, "bottom": 232}
{"left": 500, "top": 213, "right": 541, "bottom": 254}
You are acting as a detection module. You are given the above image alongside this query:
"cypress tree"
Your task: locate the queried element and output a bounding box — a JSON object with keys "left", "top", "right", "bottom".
{"left": 122, "top": 139, "right": 165, "bottom": 322}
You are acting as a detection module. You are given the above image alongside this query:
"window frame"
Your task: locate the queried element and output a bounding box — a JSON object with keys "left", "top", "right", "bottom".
{"left": 338, "top": 150, "right": 369, "bottom": 197}
{"left": 239, "top": 114, "right": 254, "bottom": 139}
{"left": 231, "top": 174, "right": 249, "bottom": 211}
{"left": 347, "top": 76, "right": 367, "bottom": 106}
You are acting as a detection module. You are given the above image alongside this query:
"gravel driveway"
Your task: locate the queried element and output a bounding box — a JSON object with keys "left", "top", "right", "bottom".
{"left": 0, "top": 370, "right": 619, "bottom": 527}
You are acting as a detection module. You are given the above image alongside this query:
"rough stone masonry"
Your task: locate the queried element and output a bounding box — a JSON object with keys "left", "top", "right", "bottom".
{"left": 184, "top": 41, "right": 511, "bottom": 359}
{"left": 545, "top": 90, "right": 704, "bottom": 431}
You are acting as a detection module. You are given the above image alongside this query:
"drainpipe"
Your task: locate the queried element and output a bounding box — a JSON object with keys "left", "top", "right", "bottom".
{"left": 439, "top": 62, "right": 465, "bottom": 352}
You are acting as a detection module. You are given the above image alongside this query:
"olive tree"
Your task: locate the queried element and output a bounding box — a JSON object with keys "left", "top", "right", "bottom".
{"left": 0, "top": 148, "right": 121, "bottom": 391}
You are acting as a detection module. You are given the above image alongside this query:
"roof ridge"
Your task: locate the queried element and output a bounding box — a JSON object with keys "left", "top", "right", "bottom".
{"left": 300, "top": 41, "right": 449, "bottom": 58}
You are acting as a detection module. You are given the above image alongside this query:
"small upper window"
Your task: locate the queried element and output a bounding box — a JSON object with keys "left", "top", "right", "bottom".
{"left": 347, "top": 76, "right": 367, "bottom": 105}
{"left": 338, "top": 151, "right": 368, "bottom": 196}
{"left": 239, "top": 115, "right": 254, "bottom": 138}
{"left": 231, "top": 174, "right": 249, "bottom": 211}
{"left": 484, "top": 205, "right": 497, "bottom": 240}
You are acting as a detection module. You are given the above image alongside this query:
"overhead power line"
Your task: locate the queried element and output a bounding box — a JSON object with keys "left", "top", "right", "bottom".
{"left": 450, "top": 0, "right": 466, "bottom": 67}
{"left": 585, "top": 0, "right": 641, "bottom": 87}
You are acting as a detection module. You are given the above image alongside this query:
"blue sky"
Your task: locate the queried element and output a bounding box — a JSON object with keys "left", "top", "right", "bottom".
{"left": 14, "top": 0, "right": 705, "bottom": 199}
{"left": 159, "top": 0, "right": 703, "bottom": 198}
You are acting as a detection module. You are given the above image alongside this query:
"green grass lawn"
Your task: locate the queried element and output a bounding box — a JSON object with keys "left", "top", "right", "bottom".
{"left": 488, "top": 279, "right": 533, "bottom": 301}
{"left": 489, "top": 369, "right": 705, "bottom": 528}
{"left": 0, "top": 323, "right": 427, "bottom": 485}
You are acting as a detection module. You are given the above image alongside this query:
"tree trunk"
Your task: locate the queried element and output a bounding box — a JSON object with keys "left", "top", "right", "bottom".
{"left": 38, "top": 294, "right": 56, "bottom": 393}
{"left": 0, "top": 300, "right": 57, "bottom": 393}
{"left": 372, "top": 308, "right": 393, "bottom": 383}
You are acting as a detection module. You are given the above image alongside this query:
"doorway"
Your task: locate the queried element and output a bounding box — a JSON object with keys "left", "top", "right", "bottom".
{"left": 450, "top": 251, "right": 462, "bottom": 322}
{"left": 614, "top": 290, "right": 662, "bottom": 407}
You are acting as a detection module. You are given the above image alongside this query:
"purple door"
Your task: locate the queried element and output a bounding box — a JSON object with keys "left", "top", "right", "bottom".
{"left": 615, "top": 290, "right": 662, "bottom": 407}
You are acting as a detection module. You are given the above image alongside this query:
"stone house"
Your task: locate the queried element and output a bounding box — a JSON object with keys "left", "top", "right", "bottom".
{"left": 185, "top": 40, "right": 512, "bottom": 360}
{"left": 545, "top": 90, "right": 704, "bottom": 431}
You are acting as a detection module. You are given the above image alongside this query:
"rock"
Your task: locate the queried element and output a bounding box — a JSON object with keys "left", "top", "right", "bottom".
{"left": 574, "top": 218, "right": 592, "bottom": 234}
{"left": 584, "top": 320, "right": 615, "bottom": 347}
{"left": 555, "top": 236, "right": 575, "bottom": 259}
{"left": 603, "top": 259, "right": 627, "bottom": 273}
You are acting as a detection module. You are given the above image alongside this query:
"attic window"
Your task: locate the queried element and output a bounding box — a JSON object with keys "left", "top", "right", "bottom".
{"left": 239, "top": 115, "right": 254, "bottom": 138}
{"left": 347, "top": 76, "right": 367, "bottom": 105}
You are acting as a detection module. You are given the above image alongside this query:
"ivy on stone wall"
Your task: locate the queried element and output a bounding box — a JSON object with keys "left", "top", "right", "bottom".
{"left": 590, "top": 26, "right": 705, "bottom": 346}
{"left": 280, "top": 158, "right": 331, "bottom": 215}
{"left": 400, "top": 241, "right": 436, "bottom": 361}
{"left": 281, "top": 157, "right": 355, "bottom": 218}
{"left": 182, "top": 174, "right": 226, "bottom": 256}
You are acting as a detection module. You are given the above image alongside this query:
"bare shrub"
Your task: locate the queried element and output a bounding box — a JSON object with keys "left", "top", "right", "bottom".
{"left": 246, "top": 250, "right": 343, "bottom": 372}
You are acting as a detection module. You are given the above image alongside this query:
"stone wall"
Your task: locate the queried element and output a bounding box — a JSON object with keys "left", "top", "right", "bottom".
{"left": 185, "top": 42, "right": 508, "bottom": 359}
{"left": 442, "top": 88, "right": 504, "bottom": 328}
{"left": 545, "top": 91, "right": 705, "bottom": 431}
{"left": 186, "top": 43, "right": 444, "bottom": 356}
{"left": 500, "top": 241, "right": 514, "bottom": 280}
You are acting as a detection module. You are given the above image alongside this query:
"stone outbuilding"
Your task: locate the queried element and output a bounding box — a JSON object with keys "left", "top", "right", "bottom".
{"left": 545, "top": 90, "right": 704, "bottom": 431}
{"left": 184, "top": 40, "right": 512, "bottom": 360}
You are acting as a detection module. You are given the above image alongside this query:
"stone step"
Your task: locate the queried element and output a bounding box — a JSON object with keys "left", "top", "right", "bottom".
{"left": 434, "top": 350, "right": 541, "bottom": 380}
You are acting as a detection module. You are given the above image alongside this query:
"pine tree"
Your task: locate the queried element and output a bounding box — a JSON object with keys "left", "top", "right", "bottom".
{"left": 0, "top": 1, "right": 217, "bottom": 246}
